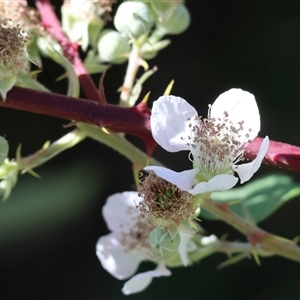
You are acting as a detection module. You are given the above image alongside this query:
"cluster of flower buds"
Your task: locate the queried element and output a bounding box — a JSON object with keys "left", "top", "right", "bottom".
{"left": 61, "top": 0, "right": 116, "bottom": 51}
{"left": 61, "top": 0, "right": 190, "bottom": 65}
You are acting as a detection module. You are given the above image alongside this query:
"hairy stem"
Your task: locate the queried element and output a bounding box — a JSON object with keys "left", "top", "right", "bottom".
{"left": 2, "top": 87, "right": 152, "bottom": 140}
{"left": 189, "top": 239, "right": 272, "bottom": 264}
{"left": 245, "top": 136, "right": 300, "bottom": 173}
{"left": 18, "top": 129, "right": 86, "bottom": 172}
{"left": 77, "top": 122, "right": 162, "bottom": 168}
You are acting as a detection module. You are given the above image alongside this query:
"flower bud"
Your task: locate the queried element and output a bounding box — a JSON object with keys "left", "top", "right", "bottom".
{"left": 151, "top": 2, "right": 190, "bottom": 35}
{"left": 0, "top": 20, "right": 28, "bottom": 100}
{"left": 98, "top": 29, "right": 130, "bottom": 64}
{"left": 113, "top": 1, "right": 153, "bottom": 39}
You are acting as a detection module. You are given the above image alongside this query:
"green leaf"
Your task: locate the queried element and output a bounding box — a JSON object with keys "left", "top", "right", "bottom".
{"left": 0, "top": 136, "right": 8, "bottom": 166}
{"left": 201, "top": 174, "right": 300, "bottom": 223}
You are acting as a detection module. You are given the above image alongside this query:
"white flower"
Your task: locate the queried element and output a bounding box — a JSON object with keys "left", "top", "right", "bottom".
{"left": 96, "top": 192, "right": 178, "bottom": 295}
{"left": 146, "top": 89, "right": 269, "bottom": 195}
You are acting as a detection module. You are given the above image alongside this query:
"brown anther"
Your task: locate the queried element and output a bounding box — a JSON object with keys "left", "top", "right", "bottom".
{"left": 137, "top": 171, "right": 195, "bottom": 230}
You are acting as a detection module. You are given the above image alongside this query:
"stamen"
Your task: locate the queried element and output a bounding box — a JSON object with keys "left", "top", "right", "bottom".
{"left": 137, "top": 171, "right": 195, "bottom": 231}
{"left": 181, "top": 109, "right": 253, "bottom": 175}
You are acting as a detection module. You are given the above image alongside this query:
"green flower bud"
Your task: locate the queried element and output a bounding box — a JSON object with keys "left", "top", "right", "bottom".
{"left": 0, "top": 20, "right": 28, "bottom": 100}
{"left": 149, "top": 227, "right": 180, "bottom": 258}
{"left": 151, "top": 2, "right": 190, "bottom": 35}
{"left": 113, "top": 1, "right": 153, "bottom": 39}
{"left": 98, "top": 29, "right": 130, "bottom": 64}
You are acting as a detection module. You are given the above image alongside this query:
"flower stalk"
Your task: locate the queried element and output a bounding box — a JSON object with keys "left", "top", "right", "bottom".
{"left": 201, "top": 197, "right": 300, "bottom": 263}
{"left": 17, "top": 128, "right": 86, "bottom": 172}
{"left": 189, "top": 238, "right": 272, "bottom": 264}
{"left": 120, "top": 42, "right": 142, "bottom": 106}
{"left": 77, "top": 122, "right": 162, "bottom": 168}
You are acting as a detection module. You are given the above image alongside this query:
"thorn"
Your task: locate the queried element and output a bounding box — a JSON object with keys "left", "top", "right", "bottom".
{"left": 101, "top": 127, "right": 110, "bottom": 134}
{"left": 252, "top": 249, "right": 261, "bottom": 266}
{"left": 98, "top": 70, "right": 108, "bottom": 104}
{"left": 23, "top": 169, "right": 41, "bottom": 178}
{"left": 164, "top": 79, "right": 175, "bottom": 95}
{"left": 16, "top": 144, "right": 22, "bottom": 162}
{"left": 141, "top": 91, "right": 151, "bottom": 104}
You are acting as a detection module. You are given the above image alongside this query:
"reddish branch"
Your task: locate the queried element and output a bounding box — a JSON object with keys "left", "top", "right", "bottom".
{"left": 2, "top": 86, "right": 300, "bottom": 173}
{"left": 35, "top": 0, "right": 104, "bottom": 103}
{"left": 245, "top": 137, "right": 300, "bottom": 173}
{"left": 3, "top": 86, "right": 151, "bottom": 140}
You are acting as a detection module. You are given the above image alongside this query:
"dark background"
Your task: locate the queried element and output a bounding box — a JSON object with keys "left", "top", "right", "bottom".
{"left": 1, "top": 1, "right": 300, "bottom": 299}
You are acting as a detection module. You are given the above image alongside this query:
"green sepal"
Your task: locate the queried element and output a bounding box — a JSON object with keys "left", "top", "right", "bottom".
{"left": 0, "top": 76, "right": 17, "bottom": 101}
{"left": 149, "top": 227, "right": 180, "bottom": 258}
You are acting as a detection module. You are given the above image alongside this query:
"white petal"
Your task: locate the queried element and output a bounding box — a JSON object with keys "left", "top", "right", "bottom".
{"left": 178, "top": 232, "right": 193, "bottom": 266}
{"left": 96, "top": 233, "right": 144, "bottom": 280}
{"left": 144, "top": 166, "right": 199, "bottom": 191}
{"left": 102, "top": 192, "right": 141, "bottom": 233}
{"left": 151, "top": 95, "right": 198, "bottom": 152}
{"left": 234, "top": 136, "right": 269, "bottom": 184}
{"left": 122, "top": 261, "right": 171, "bottom": 295}
{"left": 210, "top": 88, "right": 260, "bottom": 142}
{"left": 189, "top": 174, "right": 238, "bottom": 195}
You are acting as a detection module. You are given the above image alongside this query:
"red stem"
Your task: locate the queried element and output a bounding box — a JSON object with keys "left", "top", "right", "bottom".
{"left": 245, "top": 137, "right": 300, "bottom": 173}
{"left": 2, "top": 86, "right": 300, "bottom": 173}
{"left": 35, "top": 0, "right": 104, "bottom": 103}
{"left": 3, "top": 86, "right": 151, "bottom": 140}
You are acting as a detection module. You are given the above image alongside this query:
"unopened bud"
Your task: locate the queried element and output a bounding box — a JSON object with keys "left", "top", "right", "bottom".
{"left": 98, "top": 29, "right": 130, "bottom": 64}
{"left": 151, "top": 2, "right": 190, "bottom": 35}
{"left": 114, "top": 1, "right": 153, "bottom": 39}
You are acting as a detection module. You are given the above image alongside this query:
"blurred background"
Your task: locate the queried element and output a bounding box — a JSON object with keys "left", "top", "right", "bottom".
{"left": 1, "top": 1, "right": 300, "bottom": 299}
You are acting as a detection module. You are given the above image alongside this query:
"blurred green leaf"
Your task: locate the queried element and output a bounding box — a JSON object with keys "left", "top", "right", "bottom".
{"left": 0, "top": 136, "right": 8, "bottom": 166}
{"left": 0, "top": 156, "right": 105, "bottom": 246}
{"left": 201, "top": 174, "right": 300, "bottom": 223}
